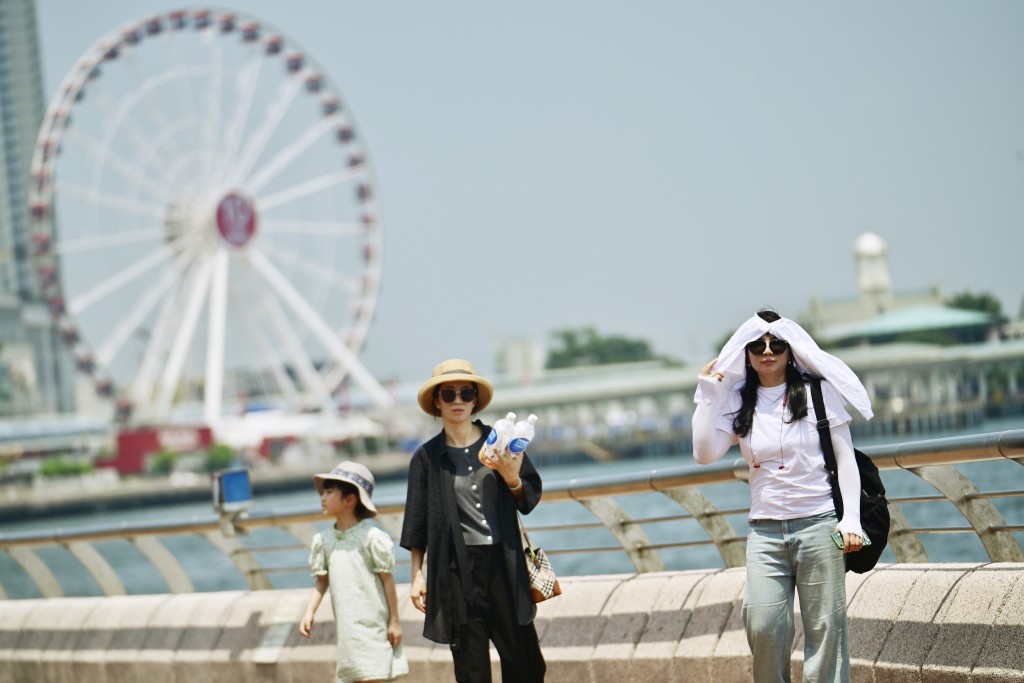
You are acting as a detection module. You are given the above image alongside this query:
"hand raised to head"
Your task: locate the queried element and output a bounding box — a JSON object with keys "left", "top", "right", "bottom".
{"left": 700, "top": 358, "right": 724, "bottom": 382}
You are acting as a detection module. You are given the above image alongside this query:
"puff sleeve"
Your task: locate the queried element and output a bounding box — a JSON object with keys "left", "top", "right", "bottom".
{"left": 366, "top": 527, "right": 396, "bottom": 574}
{"left": 309, "top": 532, "right": 327, "bottom": 576}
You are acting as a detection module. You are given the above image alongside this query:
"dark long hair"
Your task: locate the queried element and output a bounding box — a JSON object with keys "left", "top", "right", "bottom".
{"left": 731, "top": 309, "right": 809, "bottom": 437}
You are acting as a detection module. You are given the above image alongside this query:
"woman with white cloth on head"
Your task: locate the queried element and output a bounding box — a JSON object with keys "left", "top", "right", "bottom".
{"left": 692, "top": 308, "right": 874, "bottom": 683}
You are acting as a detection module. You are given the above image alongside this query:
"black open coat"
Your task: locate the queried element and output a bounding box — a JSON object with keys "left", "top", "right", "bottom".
{"left": 399, "top": 419, "right": 543, "bottom": 644}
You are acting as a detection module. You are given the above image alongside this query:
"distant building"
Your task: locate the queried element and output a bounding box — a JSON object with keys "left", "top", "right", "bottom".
{"left": 799, "top": 232, "right": 1020, "bottom": 423}
{"left": 0, "top": 0, "right": 75, "bottom": 416}
{"left": 805, "top": 232, "right": 999, "bottom": 347}
{"left": 495, "top": 337, "right": 546, "bottom": 385}
{"left": 821, "top": 304, "right": 998, "bottom": 348}
{"left": 805, "top": 232, "right": 946, "bottom": 337}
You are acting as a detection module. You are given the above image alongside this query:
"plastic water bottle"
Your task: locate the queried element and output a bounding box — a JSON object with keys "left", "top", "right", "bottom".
{"left": 482, "top": 412, "right": 516, "bottom": 460}
{"left": 508, "top": 414, "right": 539, "bottom": 456}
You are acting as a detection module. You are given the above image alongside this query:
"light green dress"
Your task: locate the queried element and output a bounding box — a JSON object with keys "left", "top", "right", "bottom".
{"left": 310, "top": 520, "right": 409, "bottom": 683}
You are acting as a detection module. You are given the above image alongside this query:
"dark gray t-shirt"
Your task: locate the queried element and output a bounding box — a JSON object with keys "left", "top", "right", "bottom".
{"left": 447, "top": 435, "right": 502, "bottom": 546}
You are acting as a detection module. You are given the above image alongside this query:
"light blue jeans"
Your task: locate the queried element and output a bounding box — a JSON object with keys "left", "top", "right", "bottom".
{"left": 743, "top": 512, "right": 849, "bottom": 683}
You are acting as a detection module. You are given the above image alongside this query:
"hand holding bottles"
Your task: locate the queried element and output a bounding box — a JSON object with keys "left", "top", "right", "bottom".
{"left": 508, "top": 414, "right": 538, "bottom": 458}
{"left": 479, "top": 412, "right": 516, "bottom": 464}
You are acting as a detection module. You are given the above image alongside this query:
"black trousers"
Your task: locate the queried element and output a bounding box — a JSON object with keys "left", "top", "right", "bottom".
{"left": 450, "top": 544, "right": 546, "bottom": 682}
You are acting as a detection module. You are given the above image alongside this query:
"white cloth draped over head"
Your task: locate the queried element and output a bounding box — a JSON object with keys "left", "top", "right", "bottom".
{"left": 696, "top": 314, "right": 874, "bottom": 420}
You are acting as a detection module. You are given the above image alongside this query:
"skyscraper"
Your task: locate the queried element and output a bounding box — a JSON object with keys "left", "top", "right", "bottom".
{"left": 0, "top": 0, "right": 75, "bottom": 415}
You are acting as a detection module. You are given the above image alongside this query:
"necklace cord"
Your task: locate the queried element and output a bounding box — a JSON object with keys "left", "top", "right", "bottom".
{"left": 750, "top": 389, "right": 787, "bottom": 470}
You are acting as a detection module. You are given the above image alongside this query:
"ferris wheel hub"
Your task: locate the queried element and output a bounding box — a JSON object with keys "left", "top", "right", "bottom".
{"left": 214, "top": 191, "right": 258, "bottom": 248}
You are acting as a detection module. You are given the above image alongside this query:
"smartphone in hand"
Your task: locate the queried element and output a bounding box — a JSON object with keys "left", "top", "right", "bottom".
{"left": 832, "top": 529, "right": 871, "bottom": 549}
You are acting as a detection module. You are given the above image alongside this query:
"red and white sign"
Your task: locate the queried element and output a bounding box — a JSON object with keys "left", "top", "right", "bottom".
{"left": 101, "top": 426, "right": 214, "bottom": 475}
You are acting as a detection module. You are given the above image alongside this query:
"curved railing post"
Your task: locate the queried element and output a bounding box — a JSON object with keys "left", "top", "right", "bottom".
{"left": 65, "top": 541, "right": 125, "bottom": 596}
{"left": 577, "top": 496, "right": 665, "bottom": 573}
{"left": 132, "top": 535, "right": 195, "bottom": 594}
{"left": 7, "top": 547, "right": 63, "bottom": 598}
{"left": 886, "top": 502, "right": 928, "bottom": 563}
{"left": 204, "top": 516, "right": 273, "bottom": 591}
{"left": 909, "top": 464, "right": 1024, "bottom": 562}
{"left": 659, "top": 486, "right": 746, "bottom": 568}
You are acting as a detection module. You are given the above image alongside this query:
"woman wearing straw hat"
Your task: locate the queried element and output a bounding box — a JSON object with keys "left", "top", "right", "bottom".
{"left": 400, "top": 359, "right": 546, "bottom": 682}
{"left": 692, "top": 309, "right": 874, "bottom": 683}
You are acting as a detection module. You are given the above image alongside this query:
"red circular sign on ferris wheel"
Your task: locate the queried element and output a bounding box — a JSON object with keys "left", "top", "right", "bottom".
{"left": 216, "top": 191, "right": 258, "bottom": 247}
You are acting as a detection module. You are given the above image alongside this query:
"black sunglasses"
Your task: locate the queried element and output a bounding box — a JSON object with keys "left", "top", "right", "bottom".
{"left": 439, "top": 387, "right": 477, "bottom": 403}
{"left": 746, "top": 339, "right": 790, "bottom": 355}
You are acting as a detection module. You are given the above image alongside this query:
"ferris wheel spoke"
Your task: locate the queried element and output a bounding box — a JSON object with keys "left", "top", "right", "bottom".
{"left": 63, "top": 129, "right": 169, "bottom": 202}
{"left": 228, "top": 280, "right": 301, "bottom": 403}
{"left": 166, "top": 31, "right": 201, "bottom": 126}
{"left": 201, "top": 29, "right": 225, "bottom": 183}
{"left": 245, "top": 247, "right": 392, "bottom": 408}
{"left": 104, "top": 113, "right": 202, "bottom": 196}
{"left": 321, "top": 360, "right": 357, "bottom": 395}
{"left": 56, "top": 180, "right": 165, "bottom": 220}
{"left": 221, "top": 51, "right": 266, "bottom": 183}
{"left": 131, "top": 279, "right": 186, "bottom": 414}
{"left": 225, "top": 76, "right": 304, "bottom": 187}
{"left": 157, "top": 144, "right": 207, "bottom": 200}
{"left": 87, "top": 82, "right": 162, "bottom": 169}
{"left": 241, "top": 257, "right": 337, "bottom": 413}
{"left": 155, "top": 255, "right": 216, "bottom": 416}
{"left": 94, "top": 67, "right": 207, "bottom": 172}
{"left": 68, "top": 245, "right": 174, "bottom": 316}
{"left": 260, "top": 237, "right": 359, "bottom": 294}
{"left": 256, "top": 168, "right": 360, "bottom": 212}
{"left": 204, "top": 249, "right": 230, "bottom": 423}
{"left": 54, "top": 226, "right": 162, "bottom": 255}
{"left": 94, "top": 249, "right": 196, "bottom": 367}
{"left": 261, "top": 218, "right": 365, "bottom": 237}
{"left": 119, "top": 49, "right": 176, "bottom": 145}
{"left": 244, "top": 115, "right": 337, "bottom": 194}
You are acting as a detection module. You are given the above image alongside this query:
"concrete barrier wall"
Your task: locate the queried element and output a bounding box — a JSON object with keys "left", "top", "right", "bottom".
{"left": 1, "top": 563, "right": 1022, "bottom": 683}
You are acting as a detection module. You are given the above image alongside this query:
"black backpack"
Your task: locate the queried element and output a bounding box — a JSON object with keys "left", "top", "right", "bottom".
{"left": 808, "top": 378, "right": 890, "bottom": 573}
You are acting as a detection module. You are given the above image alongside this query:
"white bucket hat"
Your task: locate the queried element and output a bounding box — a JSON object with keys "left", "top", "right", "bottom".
{"left": 313, "top": 460, "right": 377, "bottom": 517}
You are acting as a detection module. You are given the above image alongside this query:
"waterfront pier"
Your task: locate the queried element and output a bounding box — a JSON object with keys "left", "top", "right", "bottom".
{"left": 2, "top": 563, "right": 1023, "bottom": 682}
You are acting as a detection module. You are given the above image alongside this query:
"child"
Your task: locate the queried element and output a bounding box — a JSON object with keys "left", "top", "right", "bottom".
{"left": 300, "top": 461, "right": 409, "bottom": 683}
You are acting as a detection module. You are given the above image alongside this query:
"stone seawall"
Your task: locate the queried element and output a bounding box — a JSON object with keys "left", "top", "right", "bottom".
{"left": 1, "top": 563, "right": 1022, "bottom": 682}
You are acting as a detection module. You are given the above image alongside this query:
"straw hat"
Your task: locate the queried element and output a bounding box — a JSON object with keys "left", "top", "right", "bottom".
{"left": 417, "top": 358, "right": 494, "bottom": 416}
{"left": 313, "top": 461, "right": 377, "bottom": 517}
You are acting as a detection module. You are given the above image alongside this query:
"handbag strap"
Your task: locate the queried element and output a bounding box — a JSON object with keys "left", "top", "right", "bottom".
{"left": 517, "top": 512, "right": 538, "bottom": 561}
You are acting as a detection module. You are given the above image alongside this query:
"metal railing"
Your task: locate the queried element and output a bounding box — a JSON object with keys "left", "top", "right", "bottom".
{"left": 1, "top": 429, "right": 1022, "bottom": 599}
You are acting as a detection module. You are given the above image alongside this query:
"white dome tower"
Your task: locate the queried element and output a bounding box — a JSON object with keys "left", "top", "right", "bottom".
{"left": 854, "top": 232, "right": 891, "bottom": 310}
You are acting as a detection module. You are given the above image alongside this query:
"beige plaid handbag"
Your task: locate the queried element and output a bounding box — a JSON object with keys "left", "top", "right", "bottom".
{"left": 518, "top": 513, "right": 561, "bottom": 603}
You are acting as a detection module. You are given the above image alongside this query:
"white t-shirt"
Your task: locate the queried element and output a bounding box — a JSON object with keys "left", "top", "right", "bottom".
{"left": 714, "top": 380, "right": 852, "bottom": 521}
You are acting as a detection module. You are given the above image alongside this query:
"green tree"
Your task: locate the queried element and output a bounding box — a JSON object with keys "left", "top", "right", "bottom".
{"left": 948, "top": 290, "right": 1006, "bottom": 323}
{"left": 204, "top": 443, "right": 235, "bottom": 473}
{"left": 40, "top": 457, "right": 94, "bottom": 478}
{"left": 150, "top": 450, "right": 178, "bottom": 476}
{"left": 546, "top": 326, "right": 676, "bottom": 369}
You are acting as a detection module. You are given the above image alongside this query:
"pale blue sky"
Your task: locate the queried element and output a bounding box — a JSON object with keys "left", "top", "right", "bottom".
{"left": 35, "top": 1, "right": 1024, "bottom": 386}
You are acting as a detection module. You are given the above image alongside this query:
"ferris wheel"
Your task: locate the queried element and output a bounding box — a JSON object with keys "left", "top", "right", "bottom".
{"left": 28, "top": 9, "right": 392, "bottom": 425}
